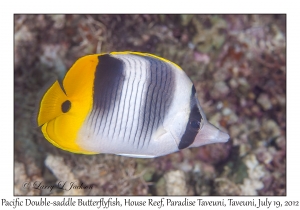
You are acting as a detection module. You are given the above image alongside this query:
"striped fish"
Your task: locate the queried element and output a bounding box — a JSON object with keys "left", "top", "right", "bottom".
{"left": 35, "top": 52, "right": 229, "bottom": 158}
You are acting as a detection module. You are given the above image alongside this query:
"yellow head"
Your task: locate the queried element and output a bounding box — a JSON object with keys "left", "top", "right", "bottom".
{"left": 35, "top": 55, "right": 100, "bottom": 154}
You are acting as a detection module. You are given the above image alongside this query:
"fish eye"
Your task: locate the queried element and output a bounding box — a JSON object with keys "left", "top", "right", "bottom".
{"left": 61, "top": 100, "right": 71, "bottom": 113}
{"left": 190, "top": 120, "right": 200, "bottom": 130}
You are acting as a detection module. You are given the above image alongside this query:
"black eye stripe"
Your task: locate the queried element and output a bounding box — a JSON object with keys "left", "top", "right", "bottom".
{"left": 62, "top": 100, "right": 71, "bottom": 113}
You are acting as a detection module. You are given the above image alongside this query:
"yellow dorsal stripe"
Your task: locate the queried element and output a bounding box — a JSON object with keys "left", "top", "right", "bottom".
{"left": 110, "top": 51, "right": 182, "bottom": 70}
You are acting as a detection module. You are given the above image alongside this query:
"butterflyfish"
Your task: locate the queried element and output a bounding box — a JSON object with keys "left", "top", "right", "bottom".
{"left": 35, "top": 51, "right": 230, "bottom": 158}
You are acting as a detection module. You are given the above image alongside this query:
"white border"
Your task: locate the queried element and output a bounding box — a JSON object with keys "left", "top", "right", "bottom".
{"left": 2, "top": 1, "right": 297, "bottom": 209}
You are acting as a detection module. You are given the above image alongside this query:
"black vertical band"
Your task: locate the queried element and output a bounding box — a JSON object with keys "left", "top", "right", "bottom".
{"left": 178, "top": 85, "right": 203, "bottom": 150}
{"left": 90, "top": 54, "right": 125, "bottom": 134}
